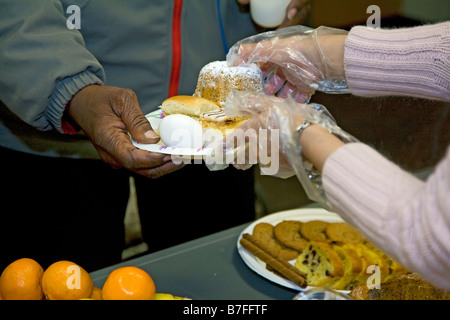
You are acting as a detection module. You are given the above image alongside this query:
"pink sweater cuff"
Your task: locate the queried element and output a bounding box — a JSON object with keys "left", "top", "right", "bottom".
{"left": 344, "top": 22, "right": 450, "bottom": 101}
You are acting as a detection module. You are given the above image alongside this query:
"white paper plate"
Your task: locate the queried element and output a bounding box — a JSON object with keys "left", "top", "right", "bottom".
{"left": 237, "top": 208, "right": 346, "bottom": 291}
{"left": 131, "top": 109, "right": 210, "bottom": 157}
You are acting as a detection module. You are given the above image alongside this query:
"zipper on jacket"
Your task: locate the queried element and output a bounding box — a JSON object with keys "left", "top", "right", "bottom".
{"left": 168, "top": 0, "right": 183, "bottom": 97}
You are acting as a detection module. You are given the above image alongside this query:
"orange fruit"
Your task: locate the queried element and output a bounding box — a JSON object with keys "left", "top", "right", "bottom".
{"left": 102, "top": 266, "right": 155, "bottom": 300}
{"left": 0, "top": 258, "right": 45, "bottom": 300}
{"left": 89, "top": 286, "right": 103, "bottom": 300}
{"left": 41, "top": 260, "right": 93, "bottom": 300}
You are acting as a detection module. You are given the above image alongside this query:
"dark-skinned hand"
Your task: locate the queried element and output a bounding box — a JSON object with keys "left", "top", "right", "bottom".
{"left": 68, "top": 85, "right": 184, "bottom": 178}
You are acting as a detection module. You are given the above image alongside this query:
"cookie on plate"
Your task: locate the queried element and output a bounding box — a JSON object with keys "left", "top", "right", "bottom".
{"left": 252, "top": 222, "right": 299, "bottom": 261}
{"left": 274, "top": 220, "right": 309, "bottom": 252}
{"left": 326, "top": 223, "right": 365, "bottom": 244}
{"left": 299, "top": 220, "right": 329, "bottom": 241}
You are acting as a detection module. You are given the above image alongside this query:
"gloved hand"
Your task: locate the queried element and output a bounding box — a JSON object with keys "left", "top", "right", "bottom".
{"left": 68, "top": 85, "right": 183, "bottom": 178}
{"left": 205, "top": 90, "right": 357, "bottom": 207}
{"left": 227, "top": 25, "right": 349, "bottom": 103}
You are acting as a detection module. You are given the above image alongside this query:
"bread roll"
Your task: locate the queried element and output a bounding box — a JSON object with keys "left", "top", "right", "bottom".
{"left": 160, "top": 95, "right": 219, "bottom": 119}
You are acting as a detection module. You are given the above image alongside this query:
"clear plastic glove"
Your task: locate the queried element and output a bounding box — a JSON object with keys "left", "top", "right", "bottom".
{"left": 227, "top": 25, "right": 349, "bottom": 103}
{"left": 205, "top": 90, "right": 358, "bottom": 208}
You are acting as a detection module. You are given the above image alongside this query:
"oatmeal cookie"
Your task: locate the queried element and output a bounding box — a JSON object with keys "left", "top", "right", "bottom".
{"left": 299, "top": 220, "right": 329, "bottom": 241}
{"left": 273, "top": 220, "right": 309, "bottom": 252}
{"left": 252, "top": 222, "right": 299, "bottom": 261}
{"left": 326, "top": 223, "right": 365, "bottom": 244}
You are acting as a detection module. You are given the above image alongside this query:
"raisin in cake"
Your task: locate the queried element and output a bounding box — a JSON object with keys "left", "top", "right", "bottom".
{"left": 294, "top": 241, "right": 344, "bottom": 287}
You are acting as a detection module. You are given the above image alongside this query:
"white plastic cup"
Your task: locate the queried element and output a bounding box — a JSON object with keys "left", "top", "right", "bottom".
{"left": 250, "top": 0, "right": 291, "bottom": 28}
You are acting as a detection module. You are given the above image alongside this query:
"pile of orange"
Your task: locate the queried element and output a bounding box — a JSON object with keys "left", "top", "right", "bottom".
{"left": 0, "top": 258, "right": 159, "bottom": 300}
{"left": 0, "top": 258, "right": 45, "bottom": 300}
{"left": 102, "top": 266, "right": 155, "bottom": 300}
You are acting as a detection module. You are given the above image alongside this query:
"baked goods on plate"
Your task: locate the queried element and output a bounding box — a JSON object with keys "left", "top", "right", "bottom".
{"left": 238, "top": 208, "right": 407, "bottom": 292}
{"left": 132, "top": 60, "right": 265, "bottom": 154}
{"left": 131, "top": 94, "right": 254, "bottom": 155}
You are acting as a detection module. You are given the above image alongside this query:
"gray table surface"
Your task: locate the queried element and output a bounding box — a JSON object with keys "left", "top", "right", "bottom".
{"left": 90, "top": 222, "right": 299, "bottom": 300}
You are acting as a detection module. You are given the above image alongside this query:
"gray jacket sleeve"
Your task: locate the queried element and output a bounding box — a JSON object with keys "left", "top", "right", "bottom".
{"left": 0, "top": 0, "right": 105, "bottom": 133}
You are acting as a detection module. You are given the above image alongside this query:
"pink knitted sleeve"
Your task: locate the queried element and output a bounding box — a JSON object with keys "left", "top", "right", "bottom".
{"left": 322, "top": 23, "right": 450, "bottom": 289}
{"left": 344, "top": 22, "right": 450, "bottom": 101}
{"left": 323, "top": 143, "right": 450, "bottom": 289}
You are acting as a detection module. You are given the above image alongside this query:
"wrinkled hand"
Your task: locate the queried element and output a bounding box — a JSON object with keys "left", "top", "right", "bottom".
{"left": 68, "top": 85, "right": 183, "bottom": 178}
{"left": 227, "top": 26, "right": 349, "bottom": 103}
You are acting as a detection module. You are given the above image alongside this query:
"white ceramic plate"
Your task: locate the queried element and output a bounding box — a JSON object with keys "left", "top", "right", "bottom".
{"left": 237, "top": 208, "right": 346, "bottom": 291}
{"left": 131, "top": 109, "right": 210, "bottom": 157}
